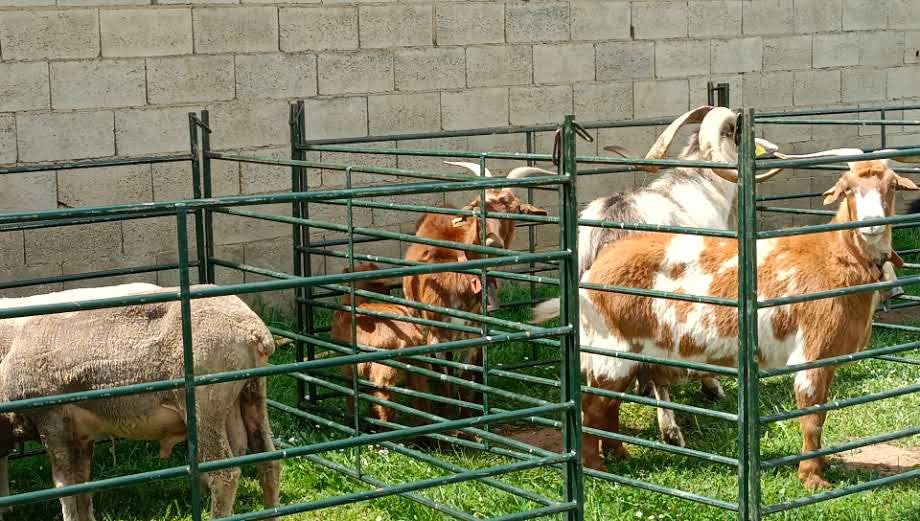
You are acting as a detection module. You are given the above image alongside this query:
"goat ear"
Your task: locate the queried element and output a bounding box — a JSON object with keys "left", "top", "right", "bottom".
{"left": 822, "top": 181, "right": 846, "bottom": 205}
{"left": 895, "top": 174, "right": 920, "bottom": 191}
{"left": 468, "top": 276, "right": 482, "bottom": 295}
{"left": 519, "top": 203, "right": 548, "bottom": 216}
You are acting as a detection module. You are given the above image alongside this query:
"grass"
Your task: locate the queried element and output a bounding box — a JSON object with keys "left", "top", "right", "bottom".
{"left": 7, "top": 240, "right": 920, "bottom": 521}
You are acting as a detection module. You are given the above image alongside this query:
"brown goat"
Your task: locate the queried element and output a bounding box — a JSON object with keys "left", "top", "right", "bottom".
{"left": 332, "top": 263, "right": 430, "bottom": 426}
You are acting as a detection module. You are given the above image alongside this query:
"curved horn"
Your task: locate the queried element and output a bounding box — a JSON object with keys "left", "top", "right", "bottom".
{"left": 699, "top": 109, "right": 786, "bottom": 183}
{"left": 773, "top": 148, "right": 866, "bottom": 160}
{"left": 643, "top": 106, "right": 716, "bottom": 173}
{"left": 444, "top": 160, "right": 493, "bottom": 177}
{"left": 506, "top": 166, "right": 557, "bottom": 179}
{"left": 603, "top": 145, "right": 637, "bottom": 158}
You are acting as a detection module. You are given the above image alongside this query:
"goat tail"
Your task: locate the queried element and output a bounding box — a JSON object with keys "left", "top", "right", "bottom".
{"left": 531, "top": 298, "right": 561, "bottom": 324}
{"left": 909, "top": 198, "right": 920, "bottom": 214}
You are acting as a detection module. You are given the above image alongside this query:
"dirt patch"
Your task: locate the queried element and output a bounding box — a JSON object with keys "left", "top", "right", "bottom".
{"left": 876, "top": 306, "right": 920, "bottom": 324}
{"left": 499, "top": 426, "right": 563, "bottom": 453}
{"left": 832, "top": 442, "right": 920, "bottom": 476}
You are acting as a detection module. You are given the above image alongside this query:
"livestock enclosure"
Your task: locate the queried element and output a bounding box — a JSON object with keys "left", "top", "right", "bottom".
{"left": 0, "top": 92, "right": 918, "bottom": 521}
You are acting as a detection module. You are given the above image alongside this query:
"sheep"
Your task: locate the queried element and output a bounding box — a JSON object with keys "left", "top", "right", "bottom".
{"left": 0, "top": 284, "right": 281, "bottom": 521}
{"left": 574, "top": 152, "right": 918, "bottom": 489}
{"left": 532, "top": 106, "right": 786, "bottom": 447}
{"left": 332, "top": 263, "right": 431, "bottom": 425}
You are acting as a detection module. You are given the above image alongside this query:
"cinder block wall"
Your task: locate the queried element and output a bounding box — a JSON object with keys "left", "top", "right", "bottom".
{"left": 1, "top": 0, "right": 919, "bottom": 299}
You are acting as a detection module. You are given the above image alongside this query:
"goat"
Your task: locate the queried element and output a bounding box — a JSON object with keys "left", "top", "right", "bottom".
{"left": 332, "top": 263, "right": 430, "bottom": 425}
{"left": 532, "top": 106, "right": 786, "bottom": 447}
{"left": 0, "top": 285, "right": 280, "bottom": 521}
{"left": 403, "top": 166, "right": 551, "bottom": 412}
{"left": 575, "top": 152, "right": 918, "bottom": 489}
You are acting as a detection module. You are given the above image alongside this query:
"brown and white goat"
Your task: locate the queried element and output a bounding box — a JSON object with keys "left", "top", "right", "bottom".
{"left": 332, "top": 263, "right": 431, "bottom": 425}
{"left": 577, "top": 154, "right": 918, "bottom": 489}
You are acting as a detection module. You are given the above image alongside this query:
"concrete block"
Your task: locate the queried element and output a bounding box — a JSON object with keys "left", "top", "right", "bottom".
{"left": 213, "top": 203, "right": 292, "bottom": 246}
{"left": 655, "top": 39, "right": 711, "bottom": 78}
{"left": 506, "top": 1, "right": 569, "bottom": 43}
{"left": 0, "top": 62, "right": 50, "bottom": 112}
{"left": 359, "top": 4, "right": 432, "bottom": 48}
{"left": 689, "top": 1, "right": 742, "bottom": 38}
{"left": 0, "top": 264, "right": 63, "bottom": 298}
{"left": 115, "top": 106, "right": 194, "bottom": 157}
{"left": 843, "top": 0, "right": 888, "bottom": 30}
{"left": 574, "top": 82, "right": 632, "bottom": 121}
{"left": 596, "top": 41, "right": 654, "bottom": 80}
{"left": 510, "top": 85, "right": 572, "bottom": 126}
{"left": 302, "top": 96, "right": 368, "bottom": 140}
{"left": 395, "top": 47, "right": 466, "bottom": 91}
{"left": 793, "top": 70, "right": 841, "bottom": 106}
{"left": 742, "top": 0, "right": 794, "bottom": 36}
{"left": 0, "top": 231, "right": 24, "bottom": 272}
{"left": 712, "top": 37, "right": 763, "bottom": 74}
{"left": 466, "top": 45, "right": 533, "bottom": 87}
{"left": 147, "top": 55, "right": 235, "bottom": 105}
{"left": 436, "top": 2, "right": 504, "bottom": 45}
{"left": 907, "top": 32, "right": 920, "bottom": 64}
{"left": 0, "top": 172, "right": 57, "bottom": 213}
{"left": 533, "top": 43, "right": 595, "bottom": 83}
{"left": 50, "top": 59, "right": 146, "bottom": 110}
{"left": 238, "top": 147, "right": 290, "bottom": 195}
{"left": 887, "top": 67, "right": 920, "bottom": 99}
{"left": 632, "top": 1, "right": 688, "bottom": 40}
{"left": 394, "top": 136, "right": 468, "bottom": 173}
{"left": 368, "top": 92, "right": 441, "bottom": 135}
{"left": 795, "top": 0, "right": 842, "bottom": 33}
{"left": 122, "top": 216, "right": 196, "bottom": 259}
{"left": 889, "top": 0, "right": 920, "bottom": 30}
{"left": 0, "top": 9, "right": 99, "bottom": 60}
{"left": 319, "top": 142, "right": 395, "bottom": 189}
{"left": 241, "top": 236, "right": 297, "bottom": 315}
{"left": 372, "top": 191, "right": 446, "bottom": 227}
{"left": 17, "top": 111, "right": 114, "bottom": 162}
{"left": 442, "top": 88, "right": 509, "bottom": 131}
{"left": 0, "top": 115, "right": 14, "bottom": 165}
{"left": 236, "top": 53, "right": 317, "bottom": 99}
{"left": 318, "top": 51, "right": 394, "bottom": 95}
{"left": 58, "top": 164, "right": 152, "bottom": 207}
{"left": 101, "top": 8, "right": 193, "bottom": 58}
{"left": 280, "top": 6, "right": 358, "bottom": 52}
{"left": 571, "top": 1, "right": 630, "bottom": 41}
{"left": 61, "top": 251, "right": 157, "bottom": 291}
{"left": 743, "top": 71, "right": 794, "bottom": 109}
{"left": 842, "top": 69, "right": 887, "bottom": 103}
{"left": 763, "top": 35, "right": 813, "bottom": 71}
{"left": 152, "top": 158, "right": 239, "bottom": 201}
{"left": 193, "top": 6, "right": 278, "bottom": 54}
{"left": 206, "top": 100, "right": 290, "bottom": 150}
{"left": 633, "top": 80, "right": 689, "bottom": 118}
{"left": 859, "top": 31, "right": 905, "bottom": 67}
{"left": 25, "top": 222, "right": 122, "bottom": 265}
{"left": 813, "top": 33, "right": 859, "bottom": 68}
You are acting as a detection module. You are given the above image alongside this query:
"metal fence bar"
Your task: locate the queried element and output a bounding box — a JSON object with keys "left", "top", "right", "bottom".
{"left": 0, "top": 154, "right": 192, "bottom": 175}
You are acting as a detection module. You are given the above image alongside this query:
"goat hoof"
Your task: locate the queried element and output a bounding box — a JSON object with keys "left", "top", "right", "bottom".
{"left": 802, "top": 474, "right": 832, "bottom": 491}
{"left": 583, "top": 456, "right": 606, "bottom": 471}
{"left": 661, "top": 427, "right": 686, "bottom": 448}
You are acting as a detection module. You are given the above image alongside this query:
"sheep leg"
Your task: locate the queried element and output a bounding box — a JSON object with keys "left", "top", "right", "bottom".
{"left": 197, "top": 405, "right": 241, "bottom": 519}
{"left": 241, "top": 378, "right": 281, "bottom": 518}
{"left": 650, "top": 382, "right": 686, "bottom": 448}
{"left": 39, "top": 415, "right": 96, "bottom": 521}
{"left": 795, "top": 366, "right": 836, "bottom": 490}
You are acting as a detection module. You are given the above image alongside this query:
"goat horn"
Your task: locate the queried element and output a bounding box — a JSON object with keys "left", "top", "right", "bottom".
{"left": 506, "top": 166, "right": 557, "bottom": 179}
{"left": 699, "top": 109, "right": 786, "bottom": 183}
{"left": 603, "top": 145, "right": 637, "bottom": 158}
{"left": 773, "top": 148, "right": 866, "bottom": 160}
{"left": 444, "top": 160, "right": 493, "bottom": 177}
{"left": 643, "top": 106, "right": 716, "bottom": 173}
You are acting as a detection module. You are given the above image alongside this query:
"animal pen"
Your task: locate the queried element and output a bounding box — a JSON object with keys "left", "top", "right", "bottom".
{"left": 0, "top": 92, "right": 918, "bottom": 521}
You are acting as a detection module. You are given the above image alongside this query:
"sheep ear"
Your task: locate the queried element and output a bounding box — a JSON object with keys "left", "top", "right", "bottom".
{"left": 822, "top": 181, "right": 846, "bottom": 205}
{"left": 895, "top": 174, "right": 920, "bottom": 191}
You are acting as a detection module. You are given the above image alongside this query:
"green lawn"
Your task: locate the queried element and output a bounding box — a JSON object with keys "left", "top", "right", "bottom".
{"left": 6, "top": 260, "right": 920, "bottom": 521}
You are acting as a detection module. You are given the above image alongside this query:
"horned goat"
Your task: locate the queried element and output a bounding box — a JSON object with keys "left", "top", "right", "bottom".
{"left": 531, "top": 106, "right": 787, "bottom": 447}
{"left": 576, "top": 152, "right": 918, "bottom": 489}
{"left": 0, "top": 284, "right": 280, "bottom": 521}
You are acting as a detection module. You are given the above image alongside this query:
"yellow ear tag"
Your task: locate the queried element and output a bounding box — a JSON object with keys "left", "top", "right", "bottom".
{"left": 755, "top": 143, "right": 768, "bottom": 157}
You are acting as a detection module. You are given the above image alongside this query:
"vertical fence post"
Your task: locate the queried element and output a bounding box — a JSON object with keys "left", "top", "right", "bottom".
{"left": 295, "top": 103, "right": 319, "bottom": 409}
{"left": 200, "top": 110, "right": 215, "bottom": 284}
{"left": 737, "top": 109, "right": 762, "bottom": 521}
{"left": 188, "top": 114, "right": 207, "bottom": 284}
{"left": 880, "top": 109, "right": 888, "bottom": 149}
{"left": 559, "top": 115, "right": 585, "bottom": 521}
{"left": 478, "top": 154, "right": 491, "bottom": 441}
{"left": 290, "top": 101, "right": 309, "bottom": 410}
{"left": 176, "top": 205, "right": 203, "bottom": 521}
{"left": 526, "top": 132, "right": 539, "bottom": 361}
